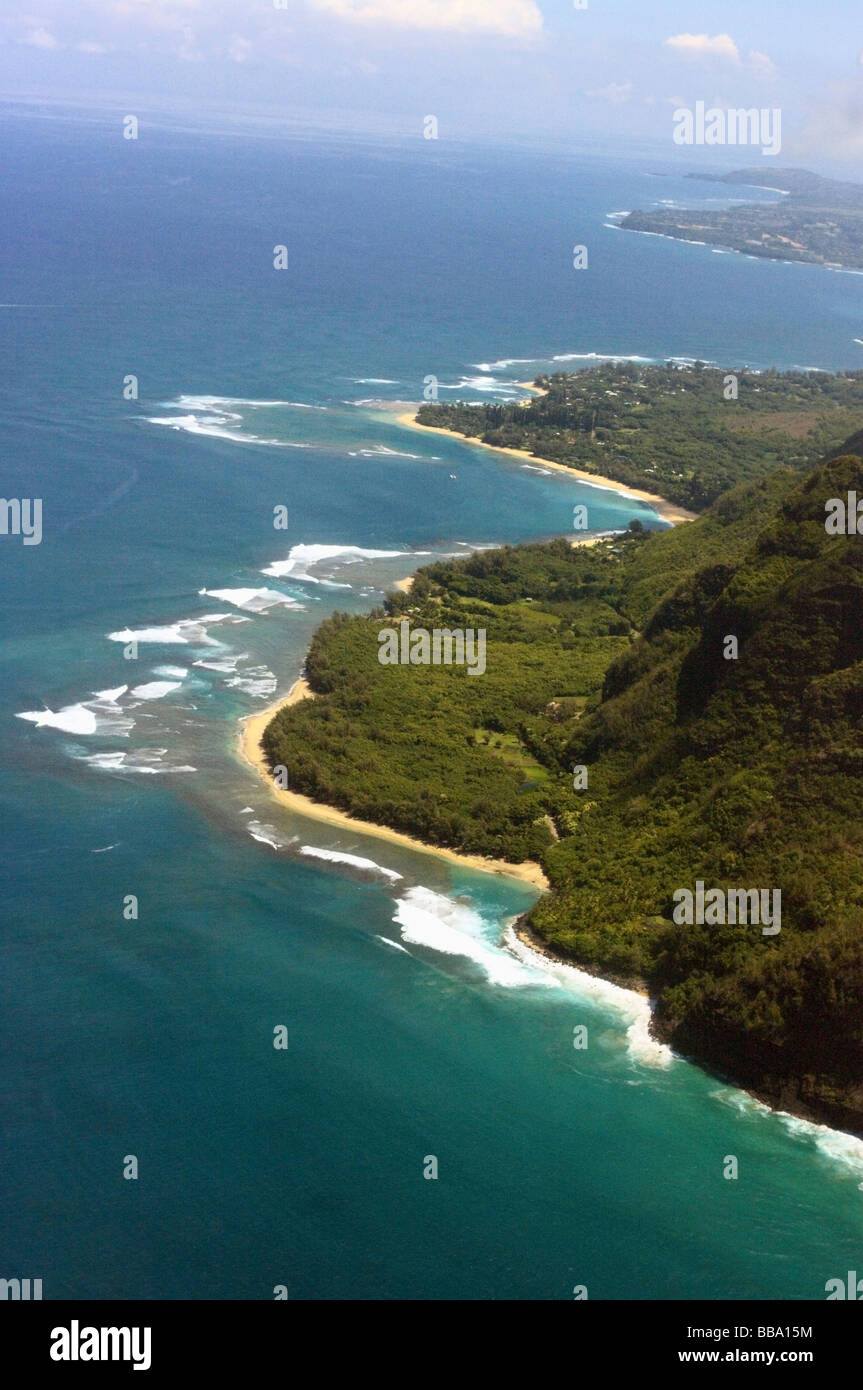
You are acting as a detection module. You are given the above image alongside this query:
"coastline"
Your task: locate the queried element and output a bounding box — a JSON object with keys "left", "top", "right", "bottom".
{"left": 512, "top": 920, "right": 863, "bottom": 1143}
{"left": 237, "top": 668, "right": 863, "bottom": 1145}
{"left": 238, "top": 679, "right": 550, "bottom": 890}
{"left": 394, "top": 407, "right": 698, "bottom": 526}
{"left": 513, "top": 916, "right": 649, "bottom": 997}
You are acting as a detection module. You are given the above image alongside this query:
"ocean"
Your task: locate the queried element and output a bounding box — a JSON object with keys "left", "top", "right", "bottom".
{"left": 3, "top": 109, "right": 863, "bottom": 1300}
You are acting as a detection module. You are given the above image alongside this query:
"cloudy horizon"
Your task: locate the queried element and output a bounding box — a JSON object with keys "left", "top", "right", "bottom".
{"left": 1, "top": 0, "right": 862, "bottom": 172}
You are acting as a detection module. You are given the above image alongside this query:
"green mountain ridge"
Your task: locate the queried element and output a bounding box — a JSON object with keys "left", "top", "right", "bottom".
{"left": 264, "top": 445, "right": 863, "bottom": 1134}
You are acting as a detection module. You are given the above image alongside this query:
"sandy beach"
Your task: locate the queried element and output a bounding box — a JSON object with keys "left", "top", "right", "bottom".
{"left": 238, "top": 678, "right": 550, "bottom": 890}
{"left": 237, "top": 392, "right": 691, "bottom": 897}
{"left": 394, "top": 407, "right": 697, "bottom": 526}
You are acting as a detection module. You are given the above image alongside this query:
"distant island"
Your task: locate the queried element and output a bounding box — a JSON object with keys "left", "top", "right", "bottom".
{"left": 620, "top": 167, "right": 863, "bottom": 270}
{"left": 413, "top": 362, "right": 863, "bottom": 511}
{"left": 257, "top": 436, "right": 863, "bottom": 1137}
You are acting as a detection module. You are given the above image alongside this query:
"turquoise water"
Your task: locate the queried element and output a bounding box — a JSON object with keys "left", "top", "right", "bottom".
{"left": 3, "top": 111, "right": 863, "bottom": 1300}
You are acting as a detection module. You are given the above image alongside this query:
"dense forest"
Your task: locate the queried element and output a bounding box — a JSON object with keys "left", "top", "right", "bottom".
{"left": 264, "top": 441, "right": 863, "bottom": 1134}
{"left": 622, "top": 167, "right": 863, "bottom": 269}
{"left": 415, "top": 363, "right": 863, "bottom": 510}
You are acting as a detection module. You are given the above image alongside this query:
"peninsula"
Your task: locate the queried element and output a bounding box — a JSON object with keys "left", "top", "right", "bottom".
{"left": 409, "top": 362, "right": 863, "bottom": 512}
{"left": 621, "top": 167, "right": 863, "bottom": 270}
{"left": 253, "top": 431, "right": 863, "bottom": 1137}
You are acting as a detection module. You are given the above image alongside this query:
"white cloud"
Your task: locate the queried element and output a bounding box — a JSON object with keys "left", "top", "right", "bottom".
{"left": 227, "top": 36, "right": 252, "bottom": 63}
{"left": 747, "top": 49, "right": 776, "bottom": 76}
{"left": 76, "top": 40, "right": 111, "bottom": 54}
{"left": 664, "top": 33, "right": 775, "bottom": 76}
{"left": 587, "top": 81, "right": 632, "bottom": 105}
{"left": 23, "top": 27, "right": 59, "bottom": 50}
{"left": 664, "top": 33, "right": 740, "bottom": 63}
{"left": 308, "top": 0, "right": 544, "bottom": 38}
{"left": 795, "top": 82, "right": 863, "bottom": 162}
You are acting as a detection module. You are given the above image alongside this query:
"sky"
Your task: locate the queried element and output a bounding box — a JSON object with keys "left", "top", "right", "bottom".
{"left": 2, "top": 0, "right": 863, "bottom": 170}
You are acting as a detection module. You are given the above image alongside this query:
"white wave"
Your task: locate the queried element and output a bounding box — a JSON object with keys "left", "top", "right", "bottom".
{"left": 299, "top": 846, "right": 403, "bottom": 881}
{"left": 551, "top": 351, "right": 654, "bottom": 364}
{"left": 247, "top": 820, "right": 295, "bottom": 850}
{"left": 107, "top": 614, "right": 233, "bottom": 646}
{"left": 439, "top": 376, "right": 523, "bottom": 396}
{"left": 262, "top": 543, "right": 407, "bottom": 585}
{"left": 153, "top": 665, "right": 189, "bottom": 679}
{"left": 93, "top": 686, "right": 128, "bottom": 703}
{"left": 17, "top": 704, "right": 100, "bottom": 734}
{"left": 520, "top": 464, "right": 554, "bottom": 475}
{"left": 503, "top": 925, "right": 673, "bottom": 1068}
{"left": 711, "top": 1087, "right": 863, "bottom": 1175}
{"left": 225, "top": 666, "right": 278, "bottom": 698}
{"left": 347, "top": 445, "right": 430, "bottom": 460}
{"left": 144, "top": 413, "right": 285, "bottom": 445}
{"left": 789, "top": 1122, "right": 863, "bottom": 1174}
{"left": 193, "top": 653, "right": 246, "bottom": 673}
{"left": 17, "top": 686, "right": 133, "bottom": 737}
{"left": 354, "top": 378, "right": 400, "bottom": 385}
{"left": 472, "top": 357, "right": 539, "bottom": 371}
{"left": 377, "top": 935, "right": 410, "bottom": 953}
{"left": 173, "top": 394, "right": 325, "bottom": 410}
{"left": 77, "top": 749, "right": 197, "bottom": 774}
{"left": 129, "top": 680, "right": 183, "bottom": 701}
{"left": 198, "top": 586, "right": 304, "bottom": 612}
{"left": 91, "top": 843, "right": 118, "bottom": 853}
{"left": 578, "top": 479, "right": 646, "bottom": 501}
{"left": 145, "top": 394, "right": 322, "bottom": 447}
{"left": 393, "top": 887, "right": 550, "bottom": 989}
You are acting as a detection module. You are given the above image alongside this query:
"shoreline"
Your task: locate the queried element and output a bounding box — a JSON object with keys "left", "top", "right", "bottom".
{"left": 238, "top": 680, "right": 550, "bottom": 891}
{"left": 512, "top": 922, "right": 863, "bottom": 1144}
{"left": 394, "top": 407, "right": 698, "bottom": 526}
{"left": 513, "top": 916, "right": 649, "bottom": 996}
{"left": 238, "top": 683, "right": 863, "bottom": 1146}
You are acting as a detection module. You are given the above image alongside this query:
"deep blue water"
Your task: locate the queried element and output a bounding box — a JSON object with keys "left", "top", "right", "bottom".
{"left": 3, "top": 111, "right": 863, "bottom": 1300}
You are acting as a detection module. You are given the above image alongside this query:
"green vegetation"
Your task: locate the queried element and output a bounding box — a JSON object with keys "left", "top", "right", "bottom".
{"left": 264, "top": 441, "right": 863, "bottom": 1134}
{"left": 415, "top": 363, "right": 863, "bottom": 511}
{"left": 622, "top": 167, "right": 863, "bottom": 269}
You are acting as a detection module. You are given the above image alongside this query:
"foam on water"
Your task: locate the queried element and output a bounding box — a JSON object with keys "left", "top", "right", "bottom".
{"left": 711, "top": 1087, "right": 863, "bottom": 1175}
{"left": 77, "top": 749, "right": 197, "bottom": 774}
{"left": 173, "top": 394, "right": 325, "bottom": 410}
{"left": 198, "top": 587, "right": 305, "bottom": 612}
{"left": 472, "top": 356, "right": 539, "bottom": 371}
{"left": 300, "top": 846, "right": 403, "bottom": 881}
{"left": 107, "top": 614, "right": 234, "bottom": 646}
{"left": 392, "top": 886, "right": 551, "bottom": 989}
{"left": 262, "top": 543, "right": 407, "bottom": 585}
{"left": 225, "top": 666, "right": 278, "bottom": 698}
{"left": 17, "top": 686, "right": 134, "bottom": 737}
{"left": 439, "top": 376, "right": 523, "bottom": 397}
{"left": 194, "top": 654, "right": 246, "bottom": 673}
{"left": 144, "top": 413, "right": 287, "bottom": 445}
{"left": 129, "top": 680, "right": 183, "bottom": 700}
{"left": 246, "top": 820, "right": 296, "bottom": 851}
{"left": 503, "top": 925, "right": 674, "bottom": 1068}
{"left": 347, "top": 445, "right": 433, "bottom": 460}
